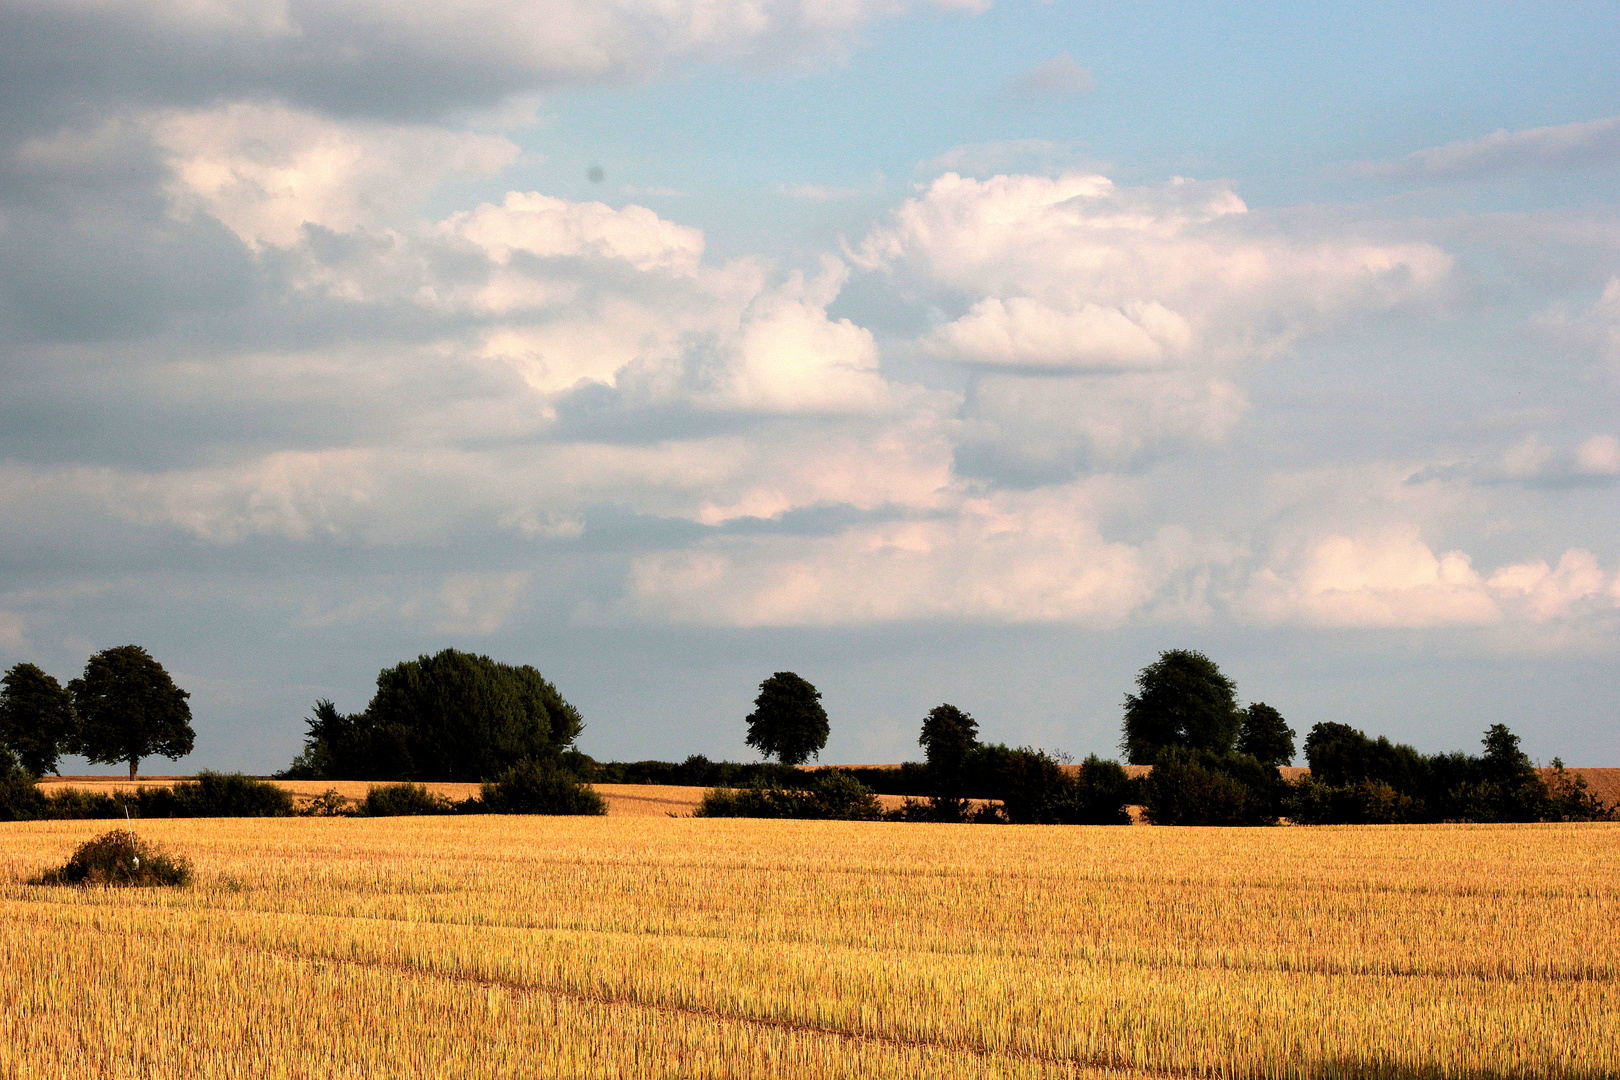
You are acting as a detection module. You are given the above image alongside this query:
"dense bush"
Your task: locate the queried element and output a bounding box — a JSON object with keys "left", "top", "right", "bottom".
{"left": 160, "top": 772, "right": 295, "bottom": 817}
{"left": 1142, "top": 749, "right": 1284, "bottom": 826}
{"left": 36, "top": 829, "right": 191, "bottom": 887}
{"left": 359, "top": 783, "right": 460, "bottom": 816}
{"left": 284, "top": 649, "right": 584, "bottom": 782}
{"left": 694, "top": 770, "right": 882, "bottom": 820}
{"left": 1294, "top": 721, "right": 1606, "bottom": 824}
{"left": 480, "top": 759, "right": 606, "bottom": 815}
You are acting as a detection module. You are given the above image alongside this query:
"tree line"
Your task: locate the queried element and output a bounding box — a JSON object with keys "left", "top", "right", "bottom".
{"left": 2, "top": 643, "right": 1610, "bottom": 825}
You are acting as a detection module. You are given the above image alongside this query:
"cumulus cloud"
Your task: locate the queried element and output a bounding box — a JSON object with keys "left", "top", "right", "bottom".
{"left": 1356, "top": 116, "right": 1620, "bottom": 181}
{"left": 858, "top": 170, "right": 1449, "bottom": 484}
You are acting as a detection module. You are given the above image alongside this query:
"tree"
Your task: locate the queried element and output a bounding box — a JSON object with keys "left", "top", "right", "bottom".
{"left": 68, "top": 646, "right": 194, "bottom": 780}
{"left": 0, "top": 663, "right": 77, "bottom": 777}
{"left": 1237, "top": 702, "right": 1295, "bottom": 767}
{"left": 919, "top": 704, "right": 979, "bottom": 769}
{"left": 918, "top": 703, "right": 981, "bottom": 817}
{"left": 285, "top": 650, "right": 585, "bottom": 782}
{"left": 1120, "top": 649, "right": 1243, "bottom": 764}
{"left": 744, "top": 672, "right": 829, "bottom": 766}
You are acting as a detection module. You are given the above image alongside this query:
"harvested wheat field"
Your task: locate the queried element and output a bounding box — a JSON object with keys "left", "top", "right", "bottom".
{"left": 1, "top": 819, "right": 1616, "bottom": 1079}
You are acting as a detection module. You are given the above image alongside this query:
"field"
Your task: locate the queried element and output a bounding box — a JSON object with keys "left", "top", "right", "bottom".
{"left": 1, "top": 818, "right": 1616, "bottom": 1079}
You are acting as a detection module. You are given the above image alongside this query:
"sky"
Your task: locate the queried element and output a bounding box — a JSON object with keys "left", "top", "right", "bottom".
{"left": 2, "top": 0, "right": 1619, "bottom": 772}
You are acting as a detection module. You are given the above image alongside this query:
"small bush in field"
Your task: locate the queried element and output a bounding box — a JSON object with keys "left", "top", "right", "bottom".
{"left": 299, "top": 788, "right": 354, "bottom": 817}
{"left": 360, "top": 783, "right": 456, "bottom": 816}
{"left": 37, "top": 829, "right": 191, "bottom": 887}
{"left": 480, "top": 759, "right": 606, "bottom": 815}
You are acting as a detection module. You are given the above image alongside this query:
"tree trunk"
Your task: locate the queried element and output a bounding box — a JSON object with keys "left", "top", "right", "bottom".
{"left": 128, "top": 758, "right": 139, "bottom": 781}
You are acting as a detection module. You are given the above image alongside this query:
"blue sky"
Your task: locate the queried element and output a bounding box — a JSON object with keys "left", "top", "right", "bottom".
{"left": 1, "top": 0, "right": 1618, "bottom": 772}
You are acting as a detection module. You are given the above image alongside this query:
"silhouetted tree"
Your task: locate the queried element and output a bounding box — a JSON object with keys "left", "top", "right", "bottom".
{"left": 284, "top": 650, "right": 584, "bottom": 781}
{"left": 68, "top": 646, "right": 194, "bottom": 780}
{"left": 0, "top": 663, "right": 77, "bottom": 777}
{"left": 1237, "top": 702, "right": 1295, "bottom": 767}
{"left": 1120, "top": 649, "right": 1243, "bottom": 764}
{"left": 919, "top": 704, "right": 979, "bottom": 769}
{"left": 744, "top": 672, "right": 830, "bottom": 766}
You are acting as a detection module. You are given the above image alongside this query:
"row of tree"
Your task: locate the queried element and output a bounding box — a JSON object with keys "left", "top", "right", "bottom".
{"left": 723, "top": 651, "right": 1611, "bottom": 825}
{"left": 1, "top": 647, "right": 195, "bottom": 781}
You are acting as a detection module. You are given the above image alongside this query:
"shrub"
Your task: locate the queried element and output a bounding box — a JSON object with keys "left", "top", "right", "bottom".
{"left": 360, "top": 782, "right": 458, "bottom": 816}
{"left": 1543, "top": 760, "right": 1614, "bottom": 822}
{"left": 480, "top": 759, "right": 606, "bottom": 815}
{"left": 36, "top": 829, "right": 191, "bottom": 887}
{"left": 694, "top": 770, "right": 881, "bottom": 820}
{"left": 1142, "top": 749, "right": 1279, "bottom": 826}
{"left": 165, "top": 772, "right": 295, "bottom": 817}
{"left": 298, "top": 788, "right": 354, "bottom": 817}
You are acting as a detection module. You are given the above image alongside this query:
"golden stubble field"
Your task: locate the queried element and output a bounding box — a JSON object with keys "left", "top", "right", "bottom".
{"left": 0, "top": 818, "right": 1616, "bottom": 1080}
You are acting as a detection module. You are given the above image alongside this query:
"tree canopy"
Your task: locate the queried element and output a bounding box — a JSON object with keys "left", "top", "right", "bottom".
{"left": 1236, "top": 702, "right": 1295, "bottom": 766}
{"left": 1120, "top": 649, "right": 1243, "bottom": 764}
{"left": 68, "top": 646, "right": 194, "bottom": 780}
{"left": 918, "top": 704, "right": 978, "bottom": 769}
{"left": 0, "top": 663, "right": 77, "bottom": 777}
{"left": 744, "top": 672, "right": 829, "bottom": 766}
{"left": 285, "top": 649, "right": 584, "bottom": 782}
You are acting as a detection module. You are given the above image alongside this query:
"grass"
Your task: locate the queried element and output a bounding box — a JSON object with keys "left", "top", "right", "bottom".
{"left": 0, "top": 817, "right": 1615, "bottom": 1078}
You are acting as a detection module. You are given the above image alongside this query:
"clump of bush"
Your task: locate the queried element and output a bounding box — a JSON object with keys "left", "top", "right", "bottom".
{"left": 358, "top": 782, "right": 461, "bottom": 816}
{"left": 695, "top": 769, "right": 882, "bottom": 820}
{"left": 480, "top": 758, "right": 606, "bottom": 815}
{"left": 160, "top": 772, "right": 295, "bottom": 817}
{"left": 1142, "top": 749, "right": 1285, "bottom": 826}
{"left": 298, "top": 788, "right": 354, "bottom": 816}
{"left": 36, "top": 829, "right": 191, "bottom": 887}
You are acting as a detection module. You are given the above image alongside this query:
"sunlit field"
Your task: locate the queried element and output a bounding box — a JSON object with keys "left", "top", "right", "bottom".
{"left": 1, "top": 818, "right": 1615, "bottom": 1079}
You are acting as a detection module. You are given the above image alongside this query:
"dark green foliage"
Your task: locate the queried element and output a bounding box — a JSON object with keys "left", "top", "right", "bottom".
{"left": 694, "top": 769, "right": 881, "bottom": 820}
{"left": 1237, "top": 702, "right": 1295, "bottom": 767}
{"left": 69, "top": 645, "right": 195, "bottom": 780}
{"left": 1542, "top": 760, "right": 1614, "bottom": 822}
{"left": 919, "top": 704, "right": 978, "bottom": 769}
{"left": 0, "top": 750, "right": 50, "bottom": 820}
{"left": 1142, "top": 749, "right": 1284, "bottom": 826}
{"left": 299, "top": 788, "right": 354, "bottom": 817}
{"left": 164, "top": 772, "right": 295, "bottom": 817}
{"left": 956, "top": 746, "right": 1131, "bottom": 825}
{"left": 480, "top": 758, "right": 606, "bottom": 815}
{"left": 284, "top": 650, "right": 584, "bottom": 781}
{"left": 1120, "top": 649, "right": 1243, "bottom": 764}
{"left": 744, "top": 672, "right": 830, "bottom": 766}
{"left": 37, "top": 829, "right": 191, "bottom": 887}
{"left": 0, "top": 663, "right": 77, "bottom": 777}
{"left": 359, "top": 782, "right": 458, "bottom": 816}
{"left": 1296, "top": 721, "right": 1597, "bottom": 824}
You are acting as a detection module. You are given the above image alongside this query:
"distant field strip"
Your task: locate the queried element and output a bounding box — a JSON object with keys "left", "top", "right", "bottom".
{"left": 1, "top": 820, "right": 1616, "bottom": 1079}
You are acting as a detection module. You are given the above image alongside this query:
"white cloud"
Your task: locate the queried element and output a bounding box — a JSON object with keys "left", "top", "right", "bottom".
{"left": 929, "top": 296, "right": 1189, "bottom": 369}
{"left": 860, "top": 171, "right": 1450, "bottom": 364}
{"left": 150, "top": 102, "right": 519, "bottom": 247}
{"left": 627, "top": 485, "right": 1163, "bottom": 626}
{"left": 1240, "top": 530, "right": 1499, "bottom": 628}
{"left": 1357, "top": 117, "right": 1620, "bottom": 181}
{"left": 446, "top": 190, "right": 704, "bottom": 273}
{"left": 1488, "top": 549, "right": 1615, "bottom": 623}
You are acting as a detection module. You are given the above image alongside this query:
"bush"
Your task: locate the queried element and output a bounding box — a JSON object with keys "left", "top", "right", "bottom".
{"left": 165, "top": 772, "right": 295, "bottom": 817}
{"left": 298, "top": 788, "right": 354, "bottom": 817}
{"left": 480, "top": 759, "right": 606, "bottom": 815}
{"left": 1142, "top": 749, "right": 1280, "bottom": 826}
{"left": 36, "top": 829, "right": 191, "bottom": 887}
{"left": 695, "top": 770, "right": 881, "bottom": 821}
{"left": 1543, "top": 761, "right": 1614, "bottom": 822}
{"left": 359, "top": 782, "right": 458, "bottom": 816}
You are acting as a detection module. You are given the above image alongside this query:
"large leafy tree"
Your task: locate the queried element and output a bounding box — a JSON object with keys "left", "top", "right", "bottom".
{"left": 0, "top": 663, "right": 78, "bottom": 777}
{"left": 1120, "top": 649, "right": 1243, "bottom": 764}
{"left": 918, "top": 704, "right": 979, "bottom": 770}
{"left": 285, "top": 649, "right": 584, "bottom": 781}
{"left": 1237, "top": 702, "right": 1296, "bottom": 766}
{"left": 744, "top": 672, "right": 829, "bottom": 766}
{"left": 68, "top": 646, "right": 194, "bottom": 780}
